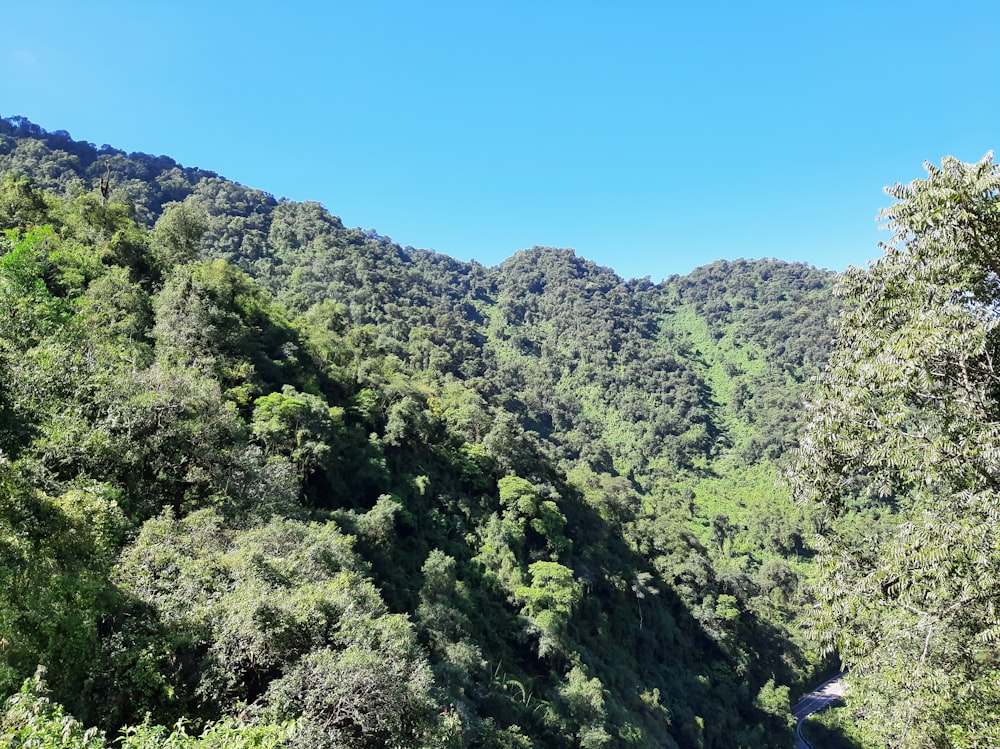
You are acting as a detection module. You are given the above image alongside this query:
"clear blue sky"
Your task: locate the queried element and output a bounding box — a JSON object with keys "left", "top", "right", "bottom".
{"left": 2, "top": 1, "right": 997, "bottom": 280}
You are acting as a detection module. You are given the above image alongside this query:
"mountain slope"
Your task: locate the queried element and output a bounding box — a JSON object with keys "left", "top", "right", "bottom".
{"left": 0, "top": 116, "right": 839, "bottom": 748}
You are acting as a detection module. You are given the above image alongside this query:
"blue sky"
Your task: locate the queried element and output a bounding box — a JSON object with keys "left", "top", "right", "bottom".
{"left": 2, "top": 1, "right": 997, "bottom": 280}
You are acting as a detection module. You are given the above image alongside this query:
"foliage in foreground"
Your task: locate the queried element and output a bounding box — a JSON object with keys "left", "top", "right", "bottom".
{"left": 793, "top": 153, "right": 1000, "bottom": 747}
{"left": 801, "top": 704, "right": 866, "bottom": 749}
{"left": 1, "top": 670, "right": 293, "bottom": 749}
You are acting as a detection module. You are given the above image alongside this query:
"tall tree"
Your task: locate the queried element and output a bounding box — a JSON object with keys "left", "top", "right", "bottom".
{"left": 793, "top": 153, "right": 1000, "bottom": 748}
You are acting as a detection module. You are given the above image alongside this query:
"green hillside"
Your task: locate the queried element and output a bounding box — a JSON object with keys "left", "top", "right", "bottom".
{"left": 0, "top": 117, "right": 841, "bottom": 748}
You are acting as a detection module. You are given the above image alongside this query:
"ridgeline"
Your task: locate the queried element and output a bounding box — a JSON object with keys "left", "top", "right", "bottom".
{"left": 0, "top": 116, "right": 840, "bottom": 748}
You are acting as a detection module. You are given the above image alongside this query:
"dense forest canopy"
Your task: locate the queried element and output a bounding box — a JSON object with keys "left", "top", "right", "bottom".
{"left": 3, "top": 116, "right": 994, "bottom": 748}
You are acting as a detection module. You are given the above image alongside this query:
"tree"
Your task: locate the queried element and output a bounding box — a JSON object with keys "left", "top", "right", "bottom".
{"left": 0, "top": 669, "right": 293, "bottom": 749}
{"left": 152, "top": 260, "right": 301, "bottom": 399}
{"left": 792, "top": 153, "right": 1000, "bottom": 748}
{"left": 251, "top": 385, "right": 343, "bottom": 478}
{"left": 114, "top": 510, "right": 440, "bottom": 745}
{"left": 263, "top": 624, "right": 436, "bottom": 749}
{"left": 515, "top": 561, "right": 582, "bottom": 656}
{"left": 548, "top": 665, "right": 610, "bottom": 749}
{"left": 0, "top": 473, "right": 124, "bottom": 711}
{"left": 151, "top": 201, "right": 208, "bottom": 267}
{"left": 0, "top": 175, "right": 47, "bottom": 231}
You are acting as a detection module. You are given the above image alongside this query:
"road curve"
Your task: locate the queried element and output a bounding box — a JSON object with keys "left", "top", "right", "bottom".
{"left": 791, "top": 673, "right": 846, "bottom": 749}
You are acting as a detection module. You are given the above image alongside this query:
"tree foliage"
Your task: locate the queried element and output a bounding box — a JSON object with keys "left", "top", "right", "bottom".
{"left": 793, "top": 153, "right": 1000, "bottom": 747}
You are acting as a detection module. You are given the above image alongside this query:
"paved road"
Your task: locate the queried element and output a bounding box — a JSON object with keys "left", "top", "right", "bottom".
{"left": 791, "top": 673, "right": 846, "bottom": 749}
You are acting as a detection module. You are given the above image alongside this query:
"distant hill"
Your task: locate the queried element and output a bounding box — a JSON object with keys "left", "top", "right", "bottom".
{"left": 0, "top": 115, "right": 840, "bottom": 749}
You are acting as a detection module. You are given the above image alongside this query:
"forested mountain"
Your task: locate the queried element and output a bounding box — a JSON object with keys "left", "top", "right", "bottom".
{"left": 0, "top": 117, "right": 841, "bottom": 748}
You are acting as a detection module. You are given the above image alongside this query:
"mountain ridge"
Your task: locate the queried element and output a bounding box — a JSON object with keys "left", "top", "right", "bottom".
{"left": 0, "top": 115, "right": 841, "bottom": 748}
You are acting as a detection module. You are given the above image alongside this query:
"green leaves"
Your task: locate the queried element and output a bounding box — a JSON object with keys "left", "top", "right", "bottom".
{"left": 515, "top": 561, "right": 582, "bottom": 646}
{"left": 0, "top": 472, "right": 124, "bottom": 712}
{"left": 0, "top": 226, "right": 69, "bottom": 343}
{"left": 152, "top": 261, "right": 303, "bottom": 400}
{"left": 794, "top": 153, "right": 1000, "bottom": 747}
{"left": 1, "top": 671, "right": 106, "bottom": 749}
{"left": 0, "top": 669, "right": 294, "bottom": 749}
{"left": 151, "top": 202, "right": 208, "bottom": 267}
{"left": 251, "top": 385, "right": 343, "bottom": 477}
{"left": 113, "top": 510, "right": 439, "bottom": 746}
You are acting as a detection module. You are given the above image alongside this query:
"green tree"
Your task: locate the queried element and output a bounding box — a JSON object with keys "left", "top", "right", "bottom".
{"left": 0, "top": 175, "right": 47, "bottom": 231}
{"left": 515, "top": 561, "right": 581, "bottom": 655}
{"left": 793, "top": 153, "right": 1000, "bottom": 748}
{"left": 548, "top": 665, "right": 610, "bottom": 749}
{"left": 150, "top": 201, "right": 208, "bottom": 267}
{"left": 0, "top": 669, "right": 293, "bottom": 749}
{"left": 0, "top": 469, "right": 124, "bottom": 711}
{"left": 0, "top": 671, "right": 106, "bottom": 749}
{"left": 251, "top": 385, "right": 344, "bottom": 478}
{"left": 152, "top": 260, "right": 301, "bottom": 400}
{"left": 114, "top": 510, "right": 439, "bottom": 746}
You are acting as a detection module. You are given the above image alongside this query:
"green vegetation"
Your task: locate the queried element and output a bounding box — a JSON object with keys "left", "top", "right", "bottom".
{"left": 792, "top": 153, "right": 1000, "bottom": 747}
{"left": 0, "top": 116, "right": 837, "bottom": 748}
{"left": 7, "top": 116, "right": 997, "bottom": 747}
{"left": 801, "top": 704, "right": 866, "bottom": 749}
